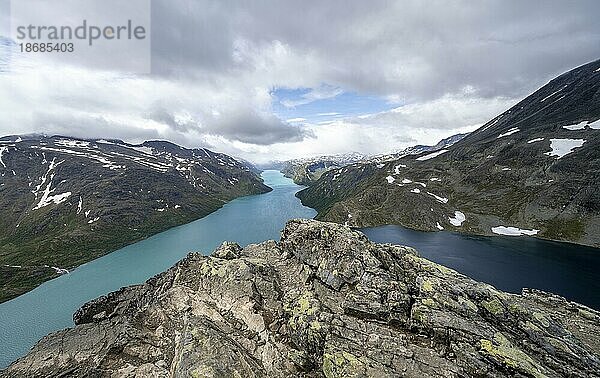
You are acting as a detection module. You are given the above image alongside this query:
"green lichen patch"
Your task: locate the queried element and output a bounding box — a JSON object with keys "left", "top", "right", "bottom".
{"left": 190, "top": 366, "right": 217, "bottom": 378}
{"left": 199, "top": 259, "right": 227, "bottom": 278}
{"left": 285, "top": 291, "right": 321, "bottom": 331}
{"left": 411, "top": 304, "right": 431, "bottom": 326}
{"left": 458, "top": 296, "right": 478, "bottom": 312}
{"left": 508, "top": 303, "right": 528, "bottom": 316}
{"left": 532, "top": 312, "right": 550, "bottom": 328}
{"left": 481, "top": 298, "right": 505, "bottom": 317}
{"left": 421, "top": 279, "right": 434, "bottom": 292}
{"left": 421, "top": 298, "right": 436, "bottom": 307}
{"left": 546, "top": 337, "right": 575, "bottom": 356}
{"left": 322, "top": 351, "right": 366, "bottom": 378}
{"left": 577, "top": 308, "right": 597, "bottom": 320}
{"left": 523, "top": 321, "right": 543, "bottom": 333}
{"left": 479, "top": 333, "right": 547, "bottom": 378}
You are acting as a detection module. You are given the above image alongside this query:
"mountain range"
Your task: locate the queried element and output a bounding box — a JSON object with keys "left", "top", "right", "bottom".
{"left": 277, "top": 133, "right": 469, "bottom": 186}
{"left": 297, "top": 59, "right": 600, "bottom": 247}
{"left": 0, "top": 135, "right": 270, "bottom": 302}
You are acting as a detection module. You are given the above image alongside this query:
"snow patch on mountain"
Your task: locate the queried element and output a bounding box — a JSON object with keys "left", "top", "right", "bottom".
{"left": 540, "top": 85, "right": 567, "bottom": 102}
{"left": 393, "top": 164, "right": 406, "bottom": 174}
{"left": 497, "top": 127, "right": 520, "bottom": 138}
{"left": 491, "top": 226, "right": 539, "bottom": 236}
{"left": 56, "top": 139, "right": 91, "bottom": 148}
{"left": 545, "top": 139, "right": 586, "bottom": 159}
{"left": 563, "top": 121, "right": 587, "bottom": 130}
{"left": 427, "top": 192, "right": 448, "bottom": 204}
{"left": 32, "top": 158, "right": 72, "bottom": 210}
{"left": 0, "top": 146, "right": 8, "bottom": 168}
{"left": 587, "top": 119, "right": 599, "bottom": 129}
{"left": 416, "top": 149, "right": 448, "bottom": 161}
{"left": 448, "top": 211, "right": 465, "bottom": 226}
{"left": 527, "top": 138, "right": 544, "bottom": 144}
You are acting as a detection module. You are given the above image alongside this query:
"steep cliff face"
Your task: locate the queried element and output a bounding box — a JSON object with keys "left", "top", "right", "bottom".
{"left": 0, "top": 135, "right": 271, "bottom": 302}
{"left": 297, "top": 59, "right": 600, "bottom": 247}
{"left": 4, "top": 220, "right": 599, "bottom": 377}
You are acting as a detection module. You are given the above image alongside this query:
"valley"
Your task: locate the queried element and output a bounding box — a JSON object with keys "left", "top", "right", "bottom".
{"left": 0, "top": 136, "right": 270, "bottom": 302}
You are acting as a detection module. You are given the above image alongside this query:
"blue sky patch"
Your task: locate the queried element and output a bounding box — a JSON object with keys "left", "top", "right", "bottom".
{"left": 272, "top": 87, "right": 396, "bottom": 124}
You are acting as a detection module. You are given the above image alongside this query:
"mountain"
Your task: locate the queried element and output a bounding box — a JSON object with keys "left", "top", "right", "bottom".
{"left": 364, "top": 132, "right": 469, "bottom": 164}
{"left": 280, "top": 152, "right": 366, "bottom": 186}
{"left": 0, "top": 135, "right": 270, "bottom": 303}
{"left": 297, "top": 59, "right": 600, "bottom": 247}
{"left": 277, "top": 134, "right": 468, "bottom": 187}
{"left": 4, "top": 220, "right": 599, "bottom": 377}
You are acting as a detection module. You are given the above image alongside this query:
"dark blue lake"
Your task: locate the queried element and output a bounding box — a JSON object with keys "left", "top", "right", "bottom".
{"left": 362, "top": 226, "right": 600, "bottom": 310}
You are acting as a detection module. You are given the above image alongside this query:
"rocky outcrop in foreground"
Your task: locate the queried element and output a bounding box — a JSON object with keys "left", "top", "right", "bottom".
{"left": 4, "top": 219, "right": 600, "bottom": 377}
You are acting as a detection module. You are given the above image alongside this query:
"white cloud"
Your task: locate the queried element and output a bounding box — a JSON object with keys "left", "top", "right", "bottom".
{"left": 239, "top": 93, "right": 513, "bottom": 163}
{"left": 0, "top": 0, "right": 598, "bottom": 163}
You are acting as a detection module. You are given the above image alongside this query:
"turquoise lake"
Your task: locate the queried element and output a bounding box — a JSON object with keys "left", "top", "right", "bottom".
{"left": 1, "top": 170, "right": 599, "bottom": 369}
{"left": 0, "top": 171, "right": 316, "bottom": 369}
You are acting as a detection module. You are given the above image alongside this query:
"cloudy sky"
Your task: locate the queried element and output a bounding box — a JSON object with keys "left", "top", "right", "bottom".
{"left": 1, "top": 0, "right": 599, "bottom": 163}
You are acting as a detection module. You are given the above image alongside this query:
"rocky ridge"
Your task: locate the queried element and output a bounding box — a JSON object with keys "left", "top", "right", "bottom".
{"left": 4, "top": 219, "right": 599, "bottom": 377}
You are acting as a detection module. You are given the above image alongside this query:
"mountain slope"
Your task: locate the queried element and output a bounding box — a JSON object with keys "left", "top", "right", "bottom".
{"left": 298, "top": 59, "right": 600, "bottom": 247}
{"left": 364, "top": 132, "right": 469, "bottom": 164}
{"left": 3, "top": 220, "right": 599, "bottom": 377}
{"left": 280, "top": 153, "right": 366, "bottom": 186}
{"left": 0, "top": 135, "right": 270, "bottom": 302}
{"left": 278, "top": 133, "right": 468, "bottom": 186}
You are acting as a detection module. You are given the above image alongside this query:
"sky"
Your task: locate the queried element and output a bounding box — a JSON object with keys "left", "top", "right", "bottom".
{"left": 0, "top": 0, "right": 599, "bottom": 163}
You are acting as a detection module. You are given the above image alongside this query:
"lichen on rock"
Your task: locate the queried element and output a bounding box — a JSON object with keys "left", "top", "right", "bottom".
{"left": 3, "top": 219, "right": 600, "bottom": 377}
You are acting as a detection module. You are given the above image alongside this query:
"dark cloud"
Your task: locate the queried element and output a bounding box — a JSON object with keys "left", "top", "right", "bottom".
{"left": 149, "top": 0, "right": 600, "bottom": 101}
{"left": 2, "top": 0, "right": 599, "bottom": 161}
{"left": 144, "top": 108, "right": 197, "bottom": 133}
{"left": 206, "top": 109, "right": 313, "bottom": 145}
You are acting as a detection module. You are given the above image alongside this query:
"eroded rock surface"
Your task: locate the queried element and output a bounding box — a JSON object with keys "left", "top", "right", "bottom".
{"left": 4, "top": 219, "right": 600, "bottom": 377}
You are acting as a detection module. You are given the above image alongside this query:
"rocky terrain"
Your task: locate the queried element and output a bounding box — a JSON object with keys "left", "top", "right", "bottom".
{"left": 3, "top": 219, "right": 599, "bottom": 377}
{"left": 0, "top": 135, "right": 270, "bottom": 302}
{"left": 298, "top": 59, "right": 600, "bottom": 247}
